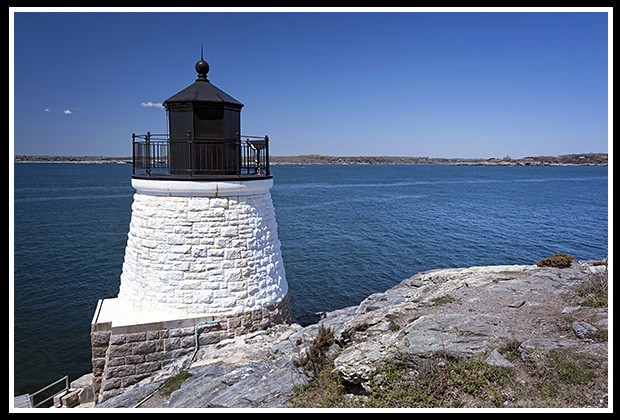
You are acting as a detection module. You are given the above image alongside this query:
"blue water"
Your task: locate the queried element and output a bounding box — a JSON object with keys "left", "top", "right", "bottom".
{"left": 12, "top": 163, "right": 608, "bottom": 395}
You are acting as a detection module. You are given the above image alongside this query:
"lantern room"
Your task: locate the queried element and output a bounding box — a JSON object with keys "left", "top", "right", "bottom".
{"left": 132, "top": 52, "right": 270, "bottom": 180}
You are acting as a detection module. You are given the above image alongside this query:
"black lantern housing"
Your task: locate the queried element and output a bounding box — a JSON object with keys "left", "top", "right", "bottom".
{"left": 132, "top": 53, "right": 270, "bottom": 180}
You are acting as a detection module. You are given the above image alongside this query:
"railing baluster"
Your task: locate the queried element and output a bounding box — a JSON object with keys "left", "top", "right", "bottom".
{"left": 132, "top": 133, "right": 136, "bottom": 175}
{"left": 265, "top": 135, "right": 270, "bottom": 176}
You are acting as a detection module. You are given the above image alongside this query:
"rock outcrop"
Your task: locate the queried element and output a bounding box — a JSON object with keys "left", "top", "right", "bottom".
{"left": 96, "top": 260, "right": 608, "bottom": 408}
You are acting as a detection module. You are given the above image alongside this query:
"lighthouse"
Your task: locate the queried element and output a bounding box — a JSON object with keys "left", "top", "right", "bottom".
{"left": 90, "top": 53, "right": 290, "bottom": 403}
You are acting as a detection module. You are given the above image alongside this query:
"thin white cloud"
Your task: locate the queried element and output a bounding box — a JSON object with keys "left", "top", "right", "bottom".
{"left": 63, "top": 109, "right": 72, "bottom": 114}
{"left": 141, "top": 101, "right": 164, "bottom": 109}
{"left": 44, "top": 107, "right": 51, "bottom": 112}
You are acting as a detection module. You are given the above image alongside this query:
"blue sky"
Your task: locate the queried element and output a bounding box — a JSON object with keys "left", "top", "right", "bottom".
{"left": 11, "top": 9, "right": 610, "bottom": 158}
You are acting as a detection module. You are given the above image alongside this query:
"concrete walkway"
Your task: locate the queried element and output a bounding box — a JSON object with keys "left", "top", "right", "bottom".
{"left": 14, "top": 394, "right": 32, "bottom": 408}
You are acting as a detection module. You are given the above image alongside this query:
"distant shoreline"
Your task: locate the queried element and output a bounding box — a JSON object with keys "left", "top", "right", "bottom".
{"left": 14, "top": 153, "right": 608, "bottom": 166}
{"left": 270, "top": 153, "right": 608, "bottom": 166}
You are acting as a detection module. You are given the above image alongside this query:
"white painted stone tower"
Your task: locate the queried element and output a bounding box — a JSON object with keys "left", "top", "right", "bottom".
{"left": 117, "top": 177, "right": 288, "bottom": 318}
{"left": 91, "top": 54, "right": 290, "bottom": 403}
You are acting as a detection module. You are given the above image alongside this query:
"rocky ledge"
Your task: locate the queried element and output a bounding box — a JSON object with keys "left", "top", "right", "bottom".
{"left": 96, "top": 260, "right": 608, "bottom": 409}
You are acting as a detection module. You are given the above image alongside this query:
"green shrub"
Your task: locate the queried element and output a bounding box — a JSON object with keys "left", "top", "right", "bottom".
{"left": 159, "top": 370, "right": 192, "bottom": 397}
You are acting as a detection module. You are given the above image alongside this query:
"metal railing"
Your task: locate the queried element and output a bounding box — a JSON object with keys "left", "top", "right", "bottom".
{"left": 28, "top": 375, "right": 69, "bottom": 408}
{"left": 132, "top": 132, "right": 270, "bottom": 180}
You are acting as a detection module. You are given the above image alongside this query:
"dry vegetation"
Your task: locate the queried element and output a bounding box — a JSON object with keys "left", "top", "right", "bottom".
{"left": 289, "top": 259, "right": 608, "bottom": 408}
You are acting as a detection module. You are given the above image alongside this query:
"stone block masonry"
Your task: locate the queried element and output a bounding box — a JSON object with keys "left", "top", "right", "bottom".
{"left": 117, "top": 179, "right": 288, "bottom": 317}
{"left": 91, "top": 178, "right": 291, "bottom": 404}
{"left": 91, "top": 294, "right": 291, "bottom": 403}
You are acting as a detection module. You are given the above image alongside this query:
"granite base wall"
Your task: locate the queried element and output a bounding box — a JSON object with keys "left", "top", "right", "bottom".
{"left": 91, "top": 293, "right": 291, "bottom": 404}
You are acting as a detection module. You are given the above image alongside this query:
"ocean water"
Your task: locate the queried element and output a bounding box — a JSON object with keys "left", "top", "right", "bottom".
{"left": 12, "top": 163, "right": 608, "bottom": 395}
